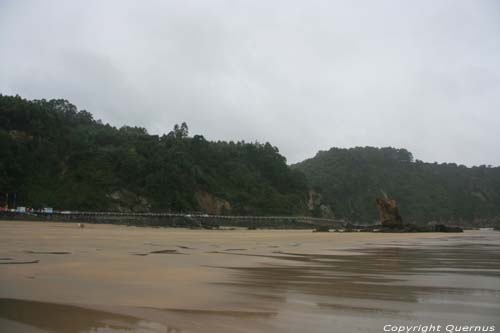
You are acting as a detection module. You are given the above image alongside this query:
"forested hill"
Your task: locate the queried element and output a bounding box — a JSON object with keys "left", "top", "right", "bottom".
{"left": 292, "top": 147, "right": 500, "bottom": 224}
{"left": 0, "top": 95, "right": 309, "bottom": 215}
{"left": 2, "top": 94, "right": 499, "bottom": 224}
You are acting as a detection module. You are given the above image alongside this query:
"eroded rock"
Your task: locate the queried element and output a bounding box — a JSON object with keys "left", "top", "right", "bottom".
{"left": 376, "top": 196, "right": 403, "bottom": 228}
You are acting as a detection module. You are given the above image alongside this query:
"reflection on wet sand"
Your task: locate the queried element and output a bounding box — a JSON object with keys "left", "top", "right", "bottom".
{"left": 209, "top": 234, "right": 500, "bottom": 330}
{"left": 1, "top": 222, "right": 499, "bottom": 332}
{"left": 0, "top": 298, "right": 172, "bottom": 333}
{"left": 215, "top": 242, "right": 500, "bottom": 309}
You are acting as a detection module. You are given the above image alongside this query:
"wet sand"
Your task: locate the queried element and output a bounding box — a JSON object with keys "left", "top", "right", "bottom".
{"left": 0, "top": 221, "right": 499, "bottom": 332}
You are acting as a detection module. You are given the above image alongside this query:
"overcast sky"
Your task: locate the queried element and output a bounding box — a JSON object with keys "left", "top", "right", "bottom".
{"left": 1, "top": 0, "right": 499, "bottom": 166}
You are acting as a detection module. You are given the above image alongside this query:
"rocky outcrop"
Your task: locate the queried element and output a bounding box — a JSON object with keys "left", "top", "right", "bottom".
{"left": 107, "top": 190, "right": 151, "bottom": 212}
{"left": 341, "top": 223, "right": 463, "bottom": 233}
{"left": 376, "top": 194, "right": 403, "bottom": 227}
{"left": 9, "top": 130, "right": 32, "bottom": 142}
{"left": 195, "top": 191, "right": 231, "bottom": 215}
{"left": 313, "top": 226, "right": 330, "bottom": 232}
{"left": 307, "top": 190, "right": 322, "bottom": 210}
{"left": 433, "top": 224, "right": 463, "bottom": 232}
{"left": 307, "top": 190, "right": 334, "bottom": 218}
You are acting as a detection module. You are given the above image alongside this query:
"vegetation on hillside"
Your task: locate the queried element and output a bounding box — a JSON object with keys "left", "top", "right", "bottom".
{"left": 2, "top": 94, "right": 499, "bottom": 224}
{"left": 293, "top": 147, "right": 500, "bottom": 223}
{"left": 0, "top": 95, "right": 309, "bottom": 215}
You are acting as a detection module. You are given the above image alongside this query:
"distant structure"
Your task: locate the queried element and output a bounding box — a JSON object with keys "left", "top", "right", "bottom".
{"left": 375, "top": 191, "right": 403, "bottom": 227}
{"left": 0, "top": 192, "right": 16, "bottom": 211}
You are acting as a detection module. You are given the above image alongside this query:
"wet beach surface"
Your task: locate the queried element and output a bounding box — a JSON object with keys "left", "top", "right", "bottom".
{"left": 0, "top": 221, "right": 499, "bottom": 332}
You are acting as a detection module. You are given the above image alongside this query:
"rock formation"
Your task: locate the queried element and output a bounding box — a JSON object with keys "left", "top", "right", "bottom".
{"left": 375, "top": 192, "right": 403, "bottom": 227}
{"left": 307, "top": 190, "right": 334, "bottom": 218}
{"left": 107, "top": 190, "right": 151, "bottom": 212}
{"left": 195, "top": 191, "right": 231, "bottom": 215}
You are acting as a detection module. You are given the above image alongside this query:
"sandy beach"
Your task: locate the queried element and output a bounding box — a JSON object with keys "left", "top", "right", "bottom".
{"left": 0, "top": 221, "right": 499, "bottom": 332}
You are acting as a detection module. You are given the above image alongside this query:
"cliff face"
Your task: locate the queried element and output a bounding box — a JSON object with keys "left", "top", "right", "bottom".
{"left": 107, "top": 190, "right": 151, "bottom": 213}
{"left": 195, "top": 191, "right": 231, "bottom": 215}
{"left": 307, "top": 190, "right": 334, "bottom": 218}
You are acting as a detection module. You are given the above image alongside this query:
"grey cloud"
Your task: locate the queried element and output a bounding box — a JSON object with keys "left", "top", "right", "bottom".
{"left": 1, "top": 0, "right": 499, "bottom": 165}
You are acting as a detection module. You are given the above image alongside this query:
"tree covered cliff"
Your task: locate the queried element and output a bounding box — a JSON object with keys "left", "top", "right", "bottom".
{"left": 2, "top": 94, "right": 499, "bottom": 224}
{"left": 293, "top": 147, "right": 500, "bottom": 223}
{"left": 0, "top": 95, "right": 309, "bottom": 215}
